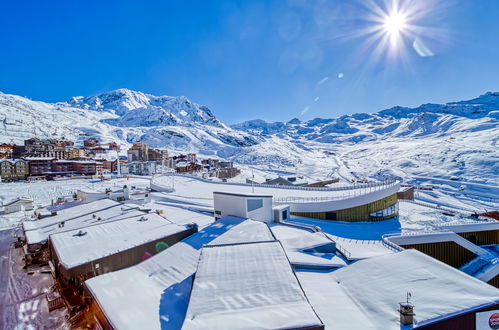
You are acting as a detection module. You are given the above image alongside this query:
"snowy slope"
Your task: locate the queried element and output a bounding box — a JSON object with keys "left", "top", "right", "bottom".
{"left": 0, "top": 89, "right": 497, "bottom": 184}
{"left": 0, "top": 90, "right": 259, "bottom": 154}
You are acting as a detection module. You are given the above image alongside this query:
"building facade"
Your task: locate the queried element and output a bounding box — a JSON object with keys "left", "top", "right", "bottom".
{"left": 0, "top": 159, "right": 29, "bottom": 181}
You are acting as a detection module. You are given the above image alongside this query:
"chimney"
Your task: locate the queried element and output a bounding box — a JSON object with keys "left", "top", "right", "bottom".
{"left": 399, "top": 293, "right": 415, "bottom": 326}
{"left": 123, "top": 185, "right": 129, "bottom": 200}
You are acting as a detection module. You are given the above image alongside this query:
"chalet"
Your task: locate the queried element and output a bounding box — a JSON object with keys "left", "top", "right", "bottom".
{"left": 175, "top": 161, "right": 202, "bottom": 173}
{"left": 0, "top": 143, "right": 13, "bottom": 158}
{"left": 83, "top": 137, "right": 100, "bottom": 148}
{"left": 2, "top": 197, "right": 34, "bottom": 214}
{"left": 0, "top": 159, "right": 29, "bottom": 181}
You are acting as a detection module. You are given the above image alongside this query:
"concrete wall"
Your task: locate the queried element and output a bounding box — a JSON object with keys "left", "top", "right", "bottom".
{"left": 213, "top": 193, "right": 273, "bottom": 222}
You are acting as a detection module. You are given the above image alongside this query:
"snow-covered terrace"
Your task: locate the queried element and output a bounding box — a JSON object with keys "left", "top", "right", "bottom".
{"left": 182, "top": 241, "right": 323, "bottom": 330}
{"left": 152, "top": 174, "right": 399, "bottom": 211}
{"left": 50, "top": 213, "right": 188, "bottom": 269}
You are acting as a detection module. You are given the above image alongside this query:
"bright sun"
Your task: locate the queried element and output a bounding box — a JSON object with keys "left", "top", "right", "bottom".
{"left": 383, "top": 11, "right": 407, "bottom": 36}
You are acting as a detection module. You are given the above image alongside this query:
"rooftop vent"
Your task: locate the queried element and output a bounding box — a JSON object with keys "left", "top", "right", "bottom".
{"left": 137, "top": 216, "right": 148, "bottom": 222}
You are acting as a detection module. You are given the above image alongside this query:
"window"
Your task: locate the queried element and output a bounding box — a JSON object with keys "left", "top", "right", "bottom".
{"left": 247, "top": 199, "right": 263, "bottom": 212}
{"left": 370, "top": 203, "right": 399, "bottom": 218}
{"left": 325, "top": 212, "right": 337, "bottom": 220}
{"left": 282, "top": 210, "right": 288, "bottom": 220}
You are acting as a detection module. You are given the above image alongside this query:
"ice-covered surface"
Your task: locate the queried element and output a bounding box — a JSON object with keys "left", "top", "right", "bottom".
{"left": 50, "top": 213, "right": 187, "bottom": 269}
{"left": 85, "top": 216, "right": 274, "bottom": 330}
{"left": 182, "top": 241, "right": 322, "bottom": 330}
{"left": 297, "top": 249, "right": 499, "bottom": 329}
{"left": 23, "top": 199, "right": 145, "bottom": 245}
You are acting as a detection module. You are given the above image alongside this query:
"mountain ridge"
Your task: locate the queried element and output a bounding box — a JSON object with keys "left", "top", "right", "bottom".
{"left": 0, "top": 89, "right": 497, "bottom": 183}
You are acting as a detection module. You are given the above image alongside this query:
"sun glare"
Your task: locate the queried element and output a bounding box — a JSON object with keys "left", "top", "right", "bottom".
{"left": 383, "top": 11, "right": 407, "bottom": 36}
{"left": 350, "top": 0, "right": 444, "bottom": 62}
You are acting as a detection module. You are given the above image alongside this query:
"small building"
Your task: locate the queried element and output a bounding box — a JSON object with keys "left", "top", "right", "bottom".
{"left": 397, "top": 186, "right": 415, "bottom": 200}
{"left": 122, "top": 161, "right": 158, "bottom": 176}
{"left": 175, "top": 161, "right": 202, "bottom": 173}
{"left": 76, "top": 186, "right": 151, "bottom": 204}
{"left": 0, "top": 143, "right": 13, "bottom": 158}
{"left": 22, "top": 199, "right": 145, "bottom": 253}
{"left": 218, "top": 160, "right": 232, "bottom": 168}
{"left": 3, "top": 197, "right": 34, "bottom": 214}
{"left": 264, "top": 176, "right": 296, "bottom": 186}
{"left": 213, "top": 192, "right": 273, "bottom": 223}
{"left": 210, "top": 167, "right": 241, "bottom": 179}
{"left": 0, "top": 159, "right": 29, "bottom": 181}
{"left": 49, "top": 213, "right": 197, "bottom": 286}
{"left": 127, "top": 143, "right": 149, "bottom": 162}
{"left": 83, "top": 137, "right": 100, "bottom": 148}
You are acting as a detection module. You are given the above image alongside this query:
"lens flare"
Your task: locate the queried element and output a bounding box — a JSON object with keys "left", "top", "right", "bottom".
{"left": 344, "top": 0, "right": 446, "bottom": 64}
{"left": 383, "top": 11, "right": 407, "bottom": 36}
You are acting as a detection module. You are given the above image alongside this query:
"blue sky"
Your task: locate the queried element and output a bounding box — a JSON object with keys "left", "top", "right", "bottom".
{"left": 1, "top": 0, "right": 498, "bottom": 123}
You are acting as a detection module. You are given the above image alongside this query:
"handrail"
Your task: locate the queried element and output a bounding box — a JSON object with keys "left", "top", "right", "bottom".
{"left": 381, "top": 233, "right": 405, "bottom": 252}
{"left": 152, "top": 172, "right": 397, "bottom": 193}
{"left": 278, "top": 219, "right": 352, "bottom": 259}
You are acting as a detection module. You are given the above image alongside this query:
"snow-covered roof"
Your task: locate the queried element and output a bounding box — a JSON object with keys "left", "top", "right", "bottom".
{"left": 153, "top": 174, "right": 399, "bottom": 212}
{"left": 46, "top": 201, "right": 83, "bottom": 213}
{"left": 182, "top": 241, "right": 323, "bottom": 330}
{"left": 0, "top": 159, "right": 27, "bottom": 164}
{"left": 145, "top": 202, "right": 214, "bottom": 228}
{"left": 50, "top": 213, "right": 188, "bottom": 269}
{"left": 54, "top": 159, "right": 97, "bottom": 164}
{"left": 23, "top": 199, "right": 145, "bottom": 245}
{"left": 440, "top": 221, "right": 499, "bottom": 233}
{"left": 297, "top": 249, "right": 499, "bottom": 329}
{"left": 3, "top": 197, "right": 33, "bottom": 206}
{"left": 23, "top": 157, "right": 55, "bottom": 161}
{"left": 85, "top": 216, "right": 274, "bottom": 330}
{"left": 269, "top": 223, "right": 346, "bottom": 269}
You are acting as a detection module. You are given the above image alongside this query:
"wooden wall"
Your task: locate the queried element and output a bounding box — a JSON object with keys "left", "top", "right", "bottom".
{"left": 399, "top": 242, "right": 475, "bottom": 268}
{"left": 291, "top": 193, "right": 398, "bottom": 222}
{"left": 488, "top": 275, "right": 499, "bottom": 288}
{"left": 51, "top": 227, "right": 197, "bottom": 286}
{"left": 457, "top": 229, "right": 499, "bottom": 245}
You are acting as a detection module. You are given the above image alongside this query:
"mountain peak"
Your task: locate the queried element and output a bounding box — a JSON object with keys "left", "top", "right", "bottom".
{"left": 66, "top": 89, "right": 222, "bottom": 127}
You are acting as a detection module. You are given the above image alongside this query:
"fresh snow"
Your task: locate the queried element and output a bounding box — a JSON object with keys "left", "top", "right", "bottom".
{"left": 0, "top": 89, "right": 497, "bottom": 185}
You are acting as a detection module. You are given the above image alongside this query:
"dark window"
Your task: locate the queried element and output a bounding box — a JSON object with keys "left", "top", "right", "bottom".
{"left": 325, "top": 212, "right": 337, "bottom": 220}
{"left": 282, "top": 210, "right": 288, "bottom": 220}
{"left": 215, "top": 210, "right": 221, "bottom": 215}
{"left": 247, "top": 199, "right": 263, "bottom": 212}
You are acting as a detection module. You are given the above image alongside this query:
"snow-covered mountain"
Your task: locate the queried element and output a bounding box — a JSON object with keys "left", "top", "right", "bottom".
{"left": 0, "top": 89, "right": 497, "bottom": 183}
